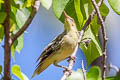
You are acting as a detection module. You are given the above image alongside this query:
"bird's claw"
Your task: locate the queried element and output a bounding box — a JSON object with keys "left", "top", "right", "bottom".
{"left": 63, "top": 68, "right": 72, "bottom": 76}
{"left": 67, "top": 56, "right": 77, "bottom": 62}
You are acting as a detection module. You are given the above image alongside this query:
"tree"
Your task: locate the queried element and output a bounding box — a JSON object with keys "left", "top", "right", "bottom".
{"left": 0, "top": 0, "right": 120, "bottom": 80}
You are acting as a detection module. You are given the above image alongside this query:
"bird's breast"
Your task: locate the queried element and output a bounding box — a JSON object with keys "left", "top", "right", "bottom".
{"left": 54, "top": 32, "right": 78, "bottom": 63}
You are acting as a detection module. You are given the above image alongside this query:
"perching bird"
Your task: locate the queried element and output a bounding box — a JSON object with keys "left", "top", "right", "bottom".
{"left": 32, "top": 11, "right": 79, "bottom": 77}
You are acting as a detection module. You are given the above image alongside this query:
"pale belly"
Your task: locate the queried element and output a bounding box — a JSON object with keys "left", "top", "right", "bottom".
{"left": 53, "top": 36, "right": 77, "bottom": 63}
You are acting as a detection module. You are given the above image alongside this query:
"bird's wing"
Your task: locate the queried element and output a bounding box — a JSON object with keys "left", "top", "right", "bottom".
{"left": 36, "top": 31, "right": 66, "bottom": 63}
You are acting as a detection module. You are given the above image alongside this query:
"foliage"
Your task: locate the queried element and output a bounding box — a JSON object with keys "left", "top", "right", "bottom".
{"left": 12, "top": 65, "right": 29, "bottom": 80}
{"left": 67, "top": 66, "right": 120, "bottom": 80}
{"left": 0, "top": 65, "right": 2, "bottom": 75}
{"left": 53, "top": 0, "right": 109, "bottom": 67}
{"left": 0, "top": 0, "right": 32, "bottom": 79}
{"left": 0, "top": 0, "right": 120, "bottom": 80}
{"left": 41, "top": 0, "right": 52, "bottom": 10}
{"left": 108, "top": 0, "right": 120, "bottom": 15}
{"left": 11, "top": 0, "right": 31, "bottom": 60}
{"left": 0, "top": 24, "right": 4, "bottom": 43}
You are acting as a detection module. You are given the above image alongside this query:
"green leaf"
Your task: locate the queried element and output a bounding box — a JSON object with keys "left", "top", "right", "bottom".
{"left": 115, "top": 73, "right": 120, "bottom": 80}
{"left": 0, "top": 0, "right": 4, "bottom": 10}
{"left": 13, "top": 7, "right": 31, "bottom": 54}
{"left": 0, "top": 0, "right": 4, "bottom": 3}
{"left": 16, "top": 8, "right": 30, "bottom": 28}
{"left": 90, "top": 3, "right": 109, "bottom": 36}
{"left": 10, "top": 1, "right": 31, "bottom": 60}
{"left": 53, "top": 0, "right": 70, "bottom": 18}
{"left": 74, "top": 0, "right": 83, "bottom": 27}
{"left": 11, "top": 35, "right": 23, "bottom": 61}
{"left": 53, "top": 0, "right": 81, "bottom": 30}
{"left": 0, "top": 65, "right": 2, "bottom": 74}
{"left": 105, "top": 75, "right": 120, "bottom": 80}
{"left": 11, "top": 45, "right": 16, "bottom": 61}
{"left": 105, "top": 72, "right": 120, "bottom": 80}
{"left": 108, "top": 0, "right": 120, "bottom": 15}
{"left": 79, "top": 0, "right": 108, "bottom": 67}
{"left": 87, "top": 66, "right": 101, "bottom": 80}
{"left": 11, "top": 1, "right": 18, "bottom": 22}
{"left": 11, "top": 5, "right": 18, "bottom": 15}
{"left": 12, "top": 65, "right": 29, "bottom": 80}
{"left": 0, "top": 24, "right": 4, "bottom": 43}
{"left": 11, "top": 34, "right": 24, "bottom": 60}
{"left": 67, "top": 69, "right": 84, "bottom": 80}
{"left": 10, "top": 19, "right": 16, "bottom": 32}
{"left": 80, "top": 27, "right": 102, "bottom": 67}
{"left": 99, "top": 3, "right": 109, "bottom": 17}
{"left": 90, "top": 15, "right": 100, "bottom": 36}
{"left": 105, "top": 77, "right": 115, "bottom": 80}
{"left": 13, "top": 0, "right": 24, "bottom": 9}
{"left": 41, "top": 0, "right": 52, "bottom": 10}
{"left": 22, "top": 0, "right": 34, "bottom": 8}
{"left": 16, "top": 34, "right": 24, "bottom": 53}
{"left": 12, "top": 65, "right": 24, "bottom": 80}
{"left": 0, "top": 12, "right": 7, "bottom": 23}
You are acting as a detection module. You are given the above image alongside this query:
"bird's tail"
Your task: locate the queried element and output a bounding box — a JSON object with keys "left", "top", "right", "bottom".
{"left": 32, "top": 58, "right": 53, "bottom": 78}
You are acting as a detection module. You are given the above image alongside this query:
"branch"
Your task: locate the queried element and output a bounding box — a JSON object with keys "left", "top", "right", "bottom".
{"left": 11, "top": 0, "right": 40, "bottom": 44}
{"left": 61, "top": 30, "right": 83, "bottom": 80}
{"left": 81, "top": 60, "right": 86, "bottom": 80}
{"left": 61, "top": 0, "right": 103, "bottom": 80}
{"left": 82, "top": 0, "right": 103, "bottom": 31}
{"left": 109, "top": 64, "right": 119, "bottom": 72}
{"left": 3, "top": 0, "right": 11, "bottom": 79}
{"left": 91, "top": 0, "right": 108, "bottom": 80}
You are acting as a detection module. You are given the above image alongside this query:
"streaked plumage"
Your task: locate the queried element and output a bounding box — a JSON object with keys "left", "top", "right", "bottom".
{"left": 32, "top": 12, "right": 79, "bottom": 78}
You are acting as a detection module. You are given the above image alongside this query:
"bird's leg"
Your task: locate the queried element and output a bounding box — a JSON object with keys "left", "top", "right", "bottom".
{"left": 53, "top": 61, "right": 72, "bottom": 74}
{"left": 54, "top": 62, "right": 68, "bottom": 69}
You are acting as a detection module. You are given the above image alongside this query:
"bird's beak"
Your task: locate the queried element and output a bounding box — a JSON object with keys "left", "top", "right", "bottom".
{"left": 63, "top": 11, "right": 69, "bottom": 19}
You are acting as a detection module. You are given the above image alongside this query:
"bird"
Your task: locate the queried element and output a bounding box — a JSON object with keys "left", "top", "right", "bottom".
{"left": 32, "top": 11, "right": 79, "bottom": 78}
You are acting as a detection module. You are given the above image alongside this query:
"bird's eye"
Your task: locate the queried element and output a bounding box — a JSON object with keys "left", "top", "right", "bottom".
{"left": 70, "top": 18, "right": 75, "bottom": 22}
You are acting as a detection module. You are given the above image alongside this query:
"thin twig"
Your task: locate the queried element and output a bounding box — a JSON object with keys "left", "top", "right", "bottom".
{"left": 3, "top": 0, "right": 11, "bottom": 79}
{"left": 109, "top": 64, "right": 119, "bottom": 73}
{"left": 91, "top": 0, "right": 108, "bottom": 80}
{"left": 61, "top": 0, "right": 103, "bottom": 80}
{"left": 11, "top": 0, "right": 40, "bottom": 44}
{"left": 81, "top": 60, "right": 86, "bottom": 80}
{"left": 82, "top": 0, "right": 103, "bottom": 31}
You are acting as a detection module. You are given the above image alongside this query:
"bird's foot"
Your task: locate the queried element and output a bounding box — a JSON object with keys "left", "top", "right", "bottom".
{"left": 63, "top": 68, "right": 72, "bottom": 76}
{"left": 67, "top": 56, "right": 77, "bottom": 63}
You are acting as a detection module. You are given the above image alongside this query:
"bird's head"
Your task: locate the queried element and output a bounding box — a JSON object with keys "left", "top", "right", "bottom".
{"left": 64, "top": 11, "right": 76, "bottom": 32}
